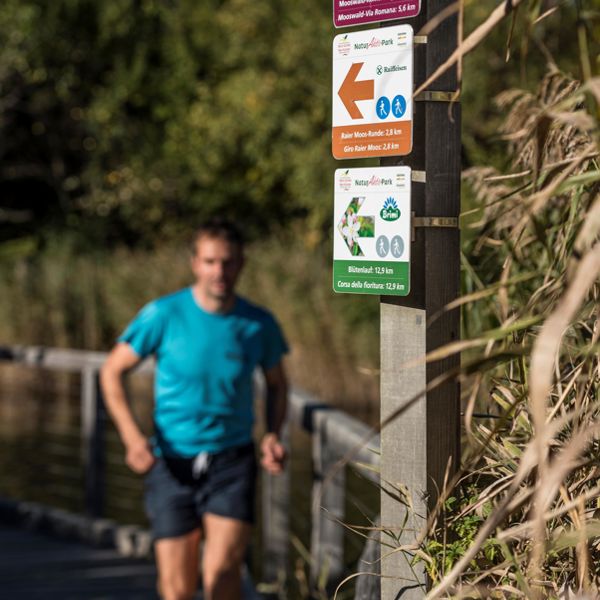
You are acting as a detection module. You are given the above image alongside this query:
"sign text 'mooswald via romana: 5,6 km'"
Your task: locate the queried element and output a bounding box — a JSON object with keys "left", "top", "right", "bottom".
{"left": 333, "top": 166, "right": 411, "bottom": 296}
{"left": 332, "top": 24, "right": 414, "bottom": 160}
{"left": 333, "top": 0, "right": 421, "bottom": 28}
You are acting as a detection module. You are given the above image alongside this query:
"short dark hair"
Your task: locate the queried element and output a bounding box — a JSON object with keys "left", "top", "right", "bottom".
{"left": 190, "top": 218, "right": 244, "bottom": 254}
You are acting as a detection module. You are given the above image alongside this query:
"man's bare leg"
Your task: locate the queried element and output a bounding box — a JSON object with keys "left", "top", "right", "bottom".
{"left": 202, "top": 513, "right": 252, "bottom": 600}
{"left": 155, "top": 528, "right": 202, "bottom": 600}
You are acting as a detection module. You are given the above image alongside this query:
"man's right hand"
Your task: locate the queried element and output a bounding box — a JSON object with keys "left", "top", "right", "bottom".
{"left": 101, "top": 343, "right": 154, "bottom": 474}
{"left": 125, "top": 437, "right": 156, "bottom": 474}
{"left": 260, "top": 433, "right": 286, "bottom": 475}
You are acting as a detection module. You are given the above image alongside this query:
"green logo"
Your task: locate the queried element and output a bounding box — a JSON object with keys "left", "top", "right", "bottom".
{"left": 380, "top": 197, "right": 400, "bottom": 221}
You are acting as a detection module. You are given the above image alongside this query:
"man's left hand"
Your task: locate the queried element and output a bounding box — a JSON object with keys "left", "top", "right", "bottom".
{"left": 260, "top": 433, "right": 286, "bottom": 475}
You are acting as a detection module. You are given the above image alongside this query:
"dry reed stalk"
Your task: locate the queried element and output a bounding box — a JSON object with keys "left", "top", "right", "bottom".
{"left": 414, "top": 0, "right": 524, "bottom": 98}
{"left": 418, "top": 52, "right": 599, "bottom": 597}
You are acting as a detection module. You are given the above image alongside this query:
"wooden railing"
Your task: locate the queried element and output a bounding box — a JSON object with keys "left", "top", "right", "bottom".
{"left": 0, "top": 345, "right": 380, "bottom": 590}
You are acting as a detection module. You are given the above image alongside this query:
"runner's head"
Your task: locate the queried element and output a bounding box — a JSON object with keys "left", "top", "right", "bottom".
{"left": 190, "top": 219, "right": 245, "bottom": 307}
{"left": 190, "top": 218, "right": 245, "bottom": 255}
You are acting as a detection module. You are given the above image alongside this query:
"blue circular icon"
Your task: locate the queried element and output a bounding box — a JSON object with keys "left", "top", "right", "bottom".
{"left": 376, "top": 96, "right": 391, "bottom": 120}
{"left": 392, "top": 95, "right": 407, "bottom": 118}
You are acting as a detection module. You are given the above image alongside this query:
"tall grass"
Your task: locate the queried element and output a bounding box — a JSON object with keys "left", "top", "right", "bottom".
{"left": 399, "top": 49, "right": 600, "bottom": 600}
{"left": 0, "top": 235, "right": 380, "bottom": 417}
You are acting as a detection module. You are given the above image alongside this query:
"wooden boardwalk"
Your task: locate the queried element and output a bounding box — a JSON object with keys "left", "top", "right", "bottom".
{"left": 0, "top": 523, "right": 164, "bottom": 599}
{"left": 0, "top": 521, "right": 265, "bottom": 599}
{"left": 0, "top": 345, "right": 382, "bottom": 597}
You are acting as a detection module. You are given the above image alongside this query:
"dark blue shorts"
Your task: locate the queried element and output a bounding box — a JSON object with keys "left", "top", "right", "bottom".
{"left": 144, "top": 442, "right": 257, "bottom": 540}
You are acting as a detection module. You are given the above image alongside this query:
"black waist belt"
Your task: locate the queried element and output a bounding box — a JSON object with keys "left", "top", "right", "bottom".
{"left": 160, "top": 442, "right": 255, "bottom": 481}
{"left": 163, "top": 441, "right": 254, "bottom": 469}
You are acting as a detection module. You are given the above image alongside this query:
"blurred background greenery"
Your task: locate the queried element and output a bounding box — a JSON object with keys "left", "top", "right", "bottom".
{"left": 1, "top": 1, "right": 599, "bottom": 596}
{"left": 0, "top": 0, "right": 596, "bottom": 412}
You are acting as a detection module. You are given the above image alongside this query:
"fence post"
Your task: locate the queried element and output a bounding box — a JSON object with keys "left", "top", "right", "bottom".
{"left": 380, "top": 2, "right": 461, "bottom": 597}
{"left": 261, "top": 423, "right": 290, "bottom": 586}
{"left": 310, "top": 410, "right": 345, "bottom": 589}
{"left": 81, "top": 366, "right": 105, "bottom": 517}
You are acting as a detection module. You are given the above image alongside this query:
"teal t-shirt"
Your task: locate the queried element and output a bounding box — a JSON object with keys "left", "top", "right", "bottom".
{"left": 118, "top": 288, "right": 288, "bottom": 457}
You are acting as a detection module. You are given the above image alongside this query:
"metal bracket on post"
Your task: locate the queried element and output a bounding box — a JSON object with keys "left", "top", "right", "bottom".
{"left": 414, "top": 35, "right": 427, "bottom": 44}
{"left": 414, "top": 90, "right": 460, "bottom": 102}
{"left": 411, "top": 212, "right": 459, "bottom": 241}
{"left": 411, "top": 170, "right": 426, "bottom": 183}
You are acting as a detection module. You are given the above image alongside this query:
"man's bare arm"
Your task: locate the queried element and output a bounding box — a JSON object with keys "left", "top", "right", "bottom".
{"left": 100, "top": 343, "right": 155, "bottom": 474}
{"left": 260, "top": 361, "right": 288, "bottom": 475}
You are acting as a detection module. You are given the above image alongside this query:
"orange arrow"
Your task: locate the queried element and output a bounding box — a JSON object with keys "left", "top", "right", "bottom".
{"left": 338, "top": 63, "right": 374, "bottom": 120}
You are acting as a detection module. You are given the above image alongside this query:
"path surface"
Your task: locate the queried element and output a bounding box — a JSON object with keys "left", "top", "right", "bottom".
{"left": 0, "top": 523, "right": 187, "bottom": 599}
{"left": 0, "top": 522, "right": 264, "bottom": 599}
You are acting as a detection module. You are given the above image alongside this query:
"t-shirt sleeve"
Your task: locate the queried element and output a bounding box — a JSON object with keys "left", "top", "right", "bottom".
{"left": 117, "top": 301, "right": 165, "bottom": 359}
{"left": 261, "top": 315, "right": 289, "bottom": 370}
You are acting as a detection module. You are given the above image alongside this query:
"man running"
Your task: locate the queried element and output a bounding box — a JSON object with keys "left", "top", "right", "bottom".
{"left": 100, "top": 219, "right": 288, "bottom": 600}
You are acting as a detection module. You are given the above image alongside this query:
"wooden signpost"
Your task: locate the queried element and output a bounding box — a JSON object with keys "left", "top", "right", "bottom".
{"left": 331, "top": 1, "right": 461, "bottom": 597}
{"left": 379, "top": 3, "right": 461, "bottom": 597}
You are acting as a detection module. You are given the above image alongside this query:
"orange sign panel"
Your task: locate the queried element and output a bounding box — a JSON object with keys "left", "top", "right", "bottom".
{"left": 332, "top": 25, "right": 414, "bottom": 160}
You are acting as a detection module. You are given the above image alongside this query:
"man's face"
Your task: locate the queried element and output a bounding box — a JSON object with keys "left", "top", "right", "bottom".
{"left": 191, "top": 236, "right": 244, "bottom": 302}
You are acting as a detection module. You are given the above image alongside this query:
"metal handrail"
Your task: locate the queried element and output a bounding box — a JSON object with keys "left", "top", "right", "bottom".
{"left": 0, "top": 344, "right": 381, "bottom": 590}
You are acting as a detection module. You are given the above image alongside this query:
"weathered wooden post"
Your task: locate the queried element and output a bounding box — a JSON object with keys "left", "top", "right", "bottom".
{"left": 261, "top": 423, "right": 291, "bottom": 585}
{"left": 81, "top": 366, "right": 105, "bottom": 517}
{"left": 258, "top": 369, "right": 290, "bottom": 586}
{"left": 380, "top": 2, "right": 461, "bottom": 597}
{"left": 330, "top": 0, "right": 460, "bottom": 594}
{"left": 310, "top": 409, "right": 346, "bottom": 588}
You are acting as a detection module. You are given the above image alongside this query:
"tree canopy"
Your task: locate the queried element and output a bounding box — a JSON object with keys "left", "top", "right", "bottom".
{"left": 0, "top": 0, "right": 593, "bottom": 254}
{"left": 0, "top": 0, "right": 336, "bottom": 250}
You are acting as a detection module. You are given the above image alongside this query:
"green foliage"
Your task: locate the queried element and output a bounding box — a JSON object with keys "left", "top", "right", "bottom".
{"left": 3, "top": 1, "right": 592, "bottom": 253}
{"left": 0, "top": 0, "right": 336, "bottom": 248}
{"left": 422, "top": 489, "right": 501, "bottom": 582}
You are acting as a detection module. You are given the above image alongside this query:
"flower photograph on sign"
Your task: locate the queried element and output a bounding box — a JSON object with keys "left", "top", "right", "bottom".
{"left": 338, "top": 197, "right": 374, "bottom": 256}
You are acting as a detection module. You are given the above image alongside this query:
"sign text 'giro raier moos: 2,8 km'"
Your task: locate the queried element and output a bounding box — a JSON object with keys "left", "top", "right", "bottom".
{"left": 333, "top": 166, "right": 411, "bottom": 296}
{"left": 332, "top": 24, "right": 413, "bottom": 160}
{"left": 333, "top": 0, "right": 421, "bottom": 29}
